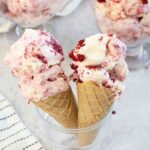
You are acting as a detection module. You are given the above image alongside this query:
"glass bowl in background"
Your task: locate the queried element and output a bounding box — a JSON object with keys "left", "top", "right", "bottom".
{"left": 94, "top": 0, "right": 150, "bottom": 70}
{"left": 0, "top": 0, "right": 73, "bottom": 35}
{"left": 37, "top": 107, "right": 112, "bottom": 150}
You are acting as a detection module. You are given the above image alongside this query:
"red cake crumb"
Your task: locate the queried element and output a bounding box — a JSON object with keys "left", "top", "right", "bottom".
{"left": 50, "top": 38, "right": 63, "bottom": 55}
{"left": 77, "top": 54, "right": 85, "bottom": 62}
{"left": 34, "top": 54, "right": 47, "bottom": 64}
{"left": 86, "top": 65, "right": 102, "bottom": 70}
{"left": 97, "top": 0, "right": 106, "bottom": 2}
{"left": 47, "top": 78, "right": 57, "bottom": 82}
{"left": 70, "top": 64, "right": 78, "bottom": 70}
{"left": 78, "top": 78, "right": 83, "bottom": 83}
{"left": 141, "top": 0, "right": 148, "bottom": 4}
{"left": 76, "top": 39, "right": 85, "bottom": 49}
{"left": 69, "top": 51, "right": 78, "bottom": 61}
{"left": 102, "top": 80, "right": 112, "bottom": 88}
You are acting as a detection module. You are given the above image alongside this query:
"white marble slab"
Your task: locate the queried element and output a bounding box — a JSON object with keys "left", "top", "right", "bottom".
{"left": 0, "top": 0, "right": 150, "bottom": 149}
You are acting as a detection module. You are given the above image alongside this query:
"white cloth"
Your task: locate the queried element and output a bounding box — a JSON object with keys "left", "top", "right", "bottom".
{"left": 0, "top": 94, "right": 44, "bottom": 150}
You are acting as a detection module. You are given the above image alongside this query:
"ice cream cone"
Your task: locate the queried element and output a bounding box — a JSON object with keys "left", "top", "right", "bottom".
{"left": 77, "top": 81, "right": 116, "bottom": 146}
{"left": 32, "top": 87, "right": 78, "bottom": 128}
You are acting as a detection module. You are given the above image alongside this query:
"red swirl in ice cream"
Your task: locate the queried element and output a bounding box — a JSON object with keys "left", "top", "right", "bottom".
{"left": 95, "top": 0, "right": 150, "bottom": 43}
{"left": 4, "top": 29, "right": 69, "bottom": 101}
{"left": 69, "top": 34, "right": 128, "bottom": 96}
{"left": 0, "top": 0, "right": 69, "bottom": 28}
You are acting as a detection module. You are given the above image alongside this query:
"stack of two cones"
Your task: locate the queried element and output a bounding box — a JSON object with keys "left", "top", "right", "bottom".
{"left": 32, "top": 81, "right": 116, "bottom": 146}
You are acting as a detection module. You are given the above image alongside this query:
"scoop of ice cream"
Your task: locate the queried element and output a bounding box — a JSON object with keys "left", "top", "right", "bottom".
{"left": 69, "top": 33, "right": 128, "bottom": 95}
{"left": 4, "top": 29, "right": 64, "bottom": 77}
{"left": 95, "top": 0, "right": 150, "bottom": 43}
{"left": 4, "top": 29, "right": 69, "bottom": 101}
{"left": 0, "top": 0, "right": 69, "bottom": 27}
{"left": 96, "top": 0, "right": 150, "bottom": 20}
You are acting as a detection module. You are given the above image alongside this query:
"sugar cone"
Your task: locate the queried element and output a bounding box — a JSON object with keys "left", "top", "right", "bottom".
{"left": 32, "top": 87, "right": 78, "bottom": 128}
{"left": 77, "top": 81, "right": 116, "bottom": 146}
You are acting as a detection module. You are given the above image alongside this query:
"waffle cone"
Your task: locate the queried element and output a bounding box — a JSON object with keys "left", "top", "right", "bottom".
{"left": 32, "top": 87, "right": 78, "bottom": 128}
{"left": 77, "top": 81, "right": 116, "bottom": 146}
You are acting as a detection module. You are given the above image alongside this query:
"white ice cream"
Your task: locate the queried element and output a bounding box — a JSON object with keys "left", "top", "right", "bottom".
{"left": 4, "top": 29, "right": 69, "bottom": 101}
{"left": 0, "top": 0, "right": 70, "bottom": 28}
{"left": 69, "top": 33, "right": 128, "bottom": 95}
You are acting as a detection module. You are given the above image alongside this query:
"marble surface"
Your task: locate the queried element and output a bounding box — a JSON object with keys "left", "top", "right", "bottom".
{"left": 0, "top": 0, "right": 150, "bottom": 150}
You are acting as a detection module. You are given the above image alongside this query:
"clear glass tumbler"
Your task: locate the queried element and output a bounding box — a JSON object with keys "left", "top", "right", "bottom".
{"left": 37, "top": 107, "right": 112, "bottom": 150}
{"left": 94, "top": 0, "right": 150, "bottom": 70}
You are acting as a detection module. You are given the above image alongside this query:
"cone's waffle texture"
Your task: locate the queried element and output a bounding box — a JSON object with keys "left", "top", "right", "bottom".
{"left": 32, "top": 87, "right": 78, "bottom": 128}
{"left": 77, "top": 81, "right": 116, "bottom": 146}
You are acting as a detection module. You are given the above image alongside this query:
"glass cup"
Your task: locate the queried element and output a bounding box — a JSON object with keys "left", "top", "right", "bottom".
{"left": 94, "top": 0, "right": 150, "bottom": 70}
{"left": 37, "top": 107, "right": 112, "bottom": 150}
{"left": 0, "top": 0, "right": 71, "bottom": 35}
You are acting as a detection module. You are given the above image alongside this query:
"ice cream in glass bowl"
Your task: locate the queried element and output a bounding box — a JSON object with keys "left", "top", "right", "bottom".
{"left": 0, "top": 0, "right": 71, "bottom": 35}
{"left": 95, "top": 0, "right": 150, "bottom": 69}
